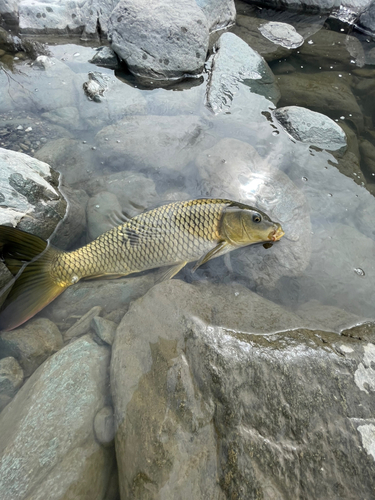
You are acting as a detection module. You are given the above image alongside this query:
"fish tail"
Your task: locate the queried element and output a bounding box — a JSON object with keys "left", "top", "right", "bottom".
{"left": 0, "top": 225, "right": 66, "bottom": 332}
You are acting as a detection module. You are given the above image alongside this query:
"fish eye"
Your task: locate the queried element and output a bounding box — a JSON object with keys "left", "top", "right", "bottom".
{"left": 252, "top": 213, "right": 262, "bottom": 223}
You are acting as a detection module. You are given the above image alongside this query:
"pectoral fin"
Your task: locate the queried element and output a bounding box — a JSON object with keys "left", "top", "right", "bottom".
{"left": 156, "top": 261, "right": 187, "bottom": 283}
{"left": 192, "top": 241, "right": 228, "bottom": 273}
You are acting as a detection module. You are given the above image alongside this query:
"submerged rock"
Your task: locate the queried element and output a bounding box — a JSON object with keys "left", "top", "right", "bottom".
{"left": 111, "top": 279, "right": 375, "bottom": 499}
{"left": 108, "top": 0, "right": 209, "bottom": 81}
{"left": 89, "top": 46, "right": 119, "bottom": 69}
{"left": 95, "top": 114, "right": 213, "bottom": 172}
{"left": 358, "top": 0, "right": 375, "bottom": 34}
{"left": 206, "top": 32, "right": 280, "bottom": 113}
{"left": 273, "top": 106, "right": 347, "bottom": 151}
{"left": 0, "top": 318, "right": 63, "bottom": 377}
{"left": 0, "top": 357, "right": 23, "bottom": 410}
{"left": 0, "top": 147, "right": 66, "bottom": 238}
{"left": 259, "top": 21, "right": 304, "bottom": 49}
{"left": 0, "top": 335, "right": 114, "bottom": 499}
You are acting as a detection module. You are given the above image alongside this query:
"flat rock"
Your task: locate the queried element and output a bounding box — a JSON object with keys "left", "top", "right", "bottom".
{"left": 0, "top": 318, "right": 63, "bottom": 377}
{"left": 206, "top": 32, "right": 280, "bottom": 113}
{"left": 94, "top": 405, "right": 115, "bottom": 446}
{"left": 0, "top": 147, "right": 66, "bottom": 238}
{"left": 63, "top": 305, "right": 103, "bottom": 341}
{"left": 0, "top": 335, "right": 114, "bottom": 499}
{"left": 95, "top": 114, "right": 213, "bottom": 172}
{"left": 273, "top": 106, "right": 347, "bottom": 151}
{"left": 259, "top": 21, "right": 304, "bottom": 49}
{"left": 111, "top": 279, "right": 375, "bottom": 499}
{"left": 108, "top": 0, "right": 209, "bottom": 81}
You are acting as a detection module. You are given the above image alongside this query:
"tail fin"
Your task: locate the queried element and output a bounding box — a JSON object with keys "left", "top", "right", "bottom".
{"left": 0, "top": 226, "right": 66, "bottom": 331}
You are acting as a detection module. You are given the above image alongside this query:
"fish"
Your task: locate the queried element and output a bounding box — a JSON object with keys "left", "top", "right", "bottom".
{"left": 0, "top": 198, "right": 284, "bottom": 331}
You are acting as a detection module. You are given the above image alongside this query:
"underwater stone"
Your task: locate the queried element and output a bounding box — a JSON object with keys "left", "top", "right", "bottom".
{"left": 92, "top": 316, "right": 117, "bottom": 346}
{"left": 0, "top": 357, "right": 23, "bottom": 398}
{"left": 273, "top": 106, "right": 347, "bottom": 151}
{"left": 63, "top": 305, "right": 103, "bottom": 341}
{"left": 259, "top": 21, "right": 304, "bottom": 49}
{"left": 94, "top": 405, "right": 115, "bottom": 446}
{"left": 0, "top": 318, "right": 63, "bottom": 378}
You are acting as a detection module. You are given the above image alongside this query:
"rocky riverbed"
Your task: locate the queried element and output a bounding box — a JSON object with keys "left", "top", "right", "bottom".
{"left": 0, "top": 0, "right": 375, "bottom": 498}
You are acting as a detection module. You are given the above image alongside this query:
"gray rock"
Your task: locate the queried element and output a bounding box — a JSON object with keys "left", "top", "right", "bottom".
{"left": 85, "top": 171, "right": 158, "bottom": 218}
{"left": 273, "top": 106, "right": 347, "bottom": 151}
{"left": 0, "top": 335, "right": 115, "bottom": 499}
{"left": 89, "top": 46, "right": 119, "bottom": 69}
{"left": 0, "top": 394, "right": 11, "bottom": 413}
{"left": 86, "top": 192, "right": 123, "bottom": 241}
{"left": 92, "top": 316, "right": 117, "bottom": 346}
{"left": 94, "top": 405, "right": 115, "bottom": 446}
{"left": 0, "top": 357, "right": 23, "bottom": 397}
{"left": 18, "top": 0, "right": 118, "bottom": 36}
{"left": 64, "top": 305, "right": 103, "bottom": 341}
{"left": 41, "top": 106, "right": 81, "bottom": 130}
{"left": 108, "top": 0, "right": 209, "bottom": 81}
{"left": 0, "top": 318, "right": 63, "bottom": 377}
{"left": 259, "top": 21, "right": 304, "bottom": 49}
{"left": 111, "top": 279, "right": 375, "bottom": 499}
{"left": 44, "top": 273, "right": 159, "bottom": 328}
{"left": 0, "top": 147, "right": 66, "bottom": 239}
{"left": 196, "top": 0, "right": 236, "bottom": 31}
{"left": 195, "top": 138, "right": 311, "bottom": 289}
{"left": 95, "top": 114, "right": 213, "bottom": 172}
{"left": 276, "top": 72, "right": 364, "bottom": 131}
{"left": 0, "top": 0, "right": 19, "bottom": 27}
{"left": 206, "top": 32, "right": 280, "bottom": 114}
{"left": 358, "top": 0, "right": 375, "bottom": 34}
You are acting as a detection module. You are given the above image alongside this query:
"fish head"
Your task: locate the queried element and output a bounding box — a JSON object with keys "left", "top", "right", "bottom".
{"left": 220, "top": 203, "right": 285, "bottom": 247}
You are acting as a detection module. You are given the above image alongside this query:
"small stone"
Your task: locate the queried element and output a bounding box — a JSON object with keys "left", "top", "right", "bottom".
{"left": 92, "top": 316, "right": 117, "bottom": 346}
{"left": 63, "top": 305, "right": 103, "bottom": 341}
{"left": 0, "top": 357, "right": 23, "bottom": 397}
{"left": 94, "top": 406, "right": 115, "bottom": 446}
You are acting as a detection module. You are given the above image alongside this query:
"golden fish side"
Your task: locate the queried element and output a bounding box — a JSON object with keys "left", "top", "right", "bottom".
{"left": 0, "top": 198, "right": 284, "bottom": 331}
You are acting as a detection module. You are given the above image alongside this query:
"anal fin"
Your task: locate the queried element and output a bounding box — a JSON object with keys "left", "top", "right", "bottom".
{"left": 155, "top": 262, "right": 187, "bottom": 283}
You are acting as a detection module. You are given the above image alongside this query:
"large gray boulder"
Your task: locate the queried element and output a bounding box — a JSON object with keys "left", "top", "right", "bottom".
{"left": 108, "top": 0, "right": 209, "bottom": 81}
{"left": 196, "top": 0, "right": 236, "bottom": 31}
{"left": 206, "top": 32, "right": 280, "bottom": 113}
{"left": 0, "top": 335, "right": 114, "bottom": 500}
{"left": 111, "top": 280, "right": 375, "bottom": 499}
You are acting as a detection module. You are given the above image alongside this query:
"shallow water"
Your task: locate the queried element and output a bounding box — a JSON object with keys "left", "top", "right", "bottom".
{"left": 0, "top": 7, "right": 374, "bottom": 334}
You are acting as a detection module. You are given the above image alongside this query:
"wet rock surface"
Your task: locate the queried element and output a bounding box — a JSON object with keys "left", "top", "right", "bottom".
{"left": 273, "top": 105, "right": 347, "bottom": 151}
{"left": 0, "top": 318, "right": 63, "bottom": 377}
{"left": 259, "top": 21, "right": 304, "bottom": 48}
{"left": 0, "top": 147, "right": 66, "bottom": 237}
{"left": 206, "top": 32, "right": 280, "bottom": 113}
{"left": 108, "top": 0, "right": 209, "bottom": 81}
{"left": 0, "top": 335, "right": 114, "bottom": 500}
{"left": 111, "top": 280, "right": 375, "bottom": 499}
{"left": 0, "top": 357, "right": 23, "bottom": 410}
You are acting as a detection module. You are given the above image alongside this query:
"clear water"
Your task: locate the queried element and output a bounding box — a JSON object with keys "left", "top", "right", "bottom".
{"left": 0, "top": 6, "right": 374, "bottom": 334}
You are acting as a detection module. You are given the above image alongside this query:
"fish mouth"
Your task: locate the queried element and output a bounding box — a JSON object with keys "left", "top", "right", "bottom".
{"left": 269, "top": 225, "right": 285, "bottom": 242}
